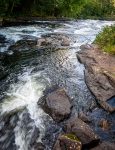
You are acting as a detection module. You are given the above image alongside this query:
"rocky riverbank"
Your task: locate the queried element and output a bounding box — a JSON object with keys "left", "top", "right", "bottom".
{"left": 77, "top": 44, "right": 115, "bottom": 112}
{"left": 38, "top": 87, "right": 115, "bottom": 150}
{"left": 0, "top": 17, "right": 76, "bottom": 27}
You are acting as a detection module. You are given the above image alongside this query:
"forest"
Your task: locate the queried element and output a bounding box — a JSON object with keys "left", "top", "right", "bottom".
{"left": 0, "top": 0, "right": 115, "bottom": 18}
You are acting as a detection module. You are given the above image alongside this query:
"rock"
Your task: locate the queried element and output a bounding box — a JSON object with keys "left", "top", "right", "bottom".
{"left": 90, "top": 141, "right": 115, "bottom": 150}
{"left": 98, "top": 118, "right": 110, "bottom": 130}
{"left": 0, "top": 18, "right": 3, "bottom": 27}
{"left": 77, "top": 44, "right": 115, "bottom": 112}
{"left": 37, "top": 38, "right": 46, "bottom": 47}
{"left": 89, "top": 101, "right": 97, "bottom": 111}
{"left": 38, "top": 88, "right": 72, "bottom": 122}
{"left": 63, "top": 116, "right": 100, "bottom": 148}
{"left": 0, "top": 34, "right": 6, "bottom": 43}
{"left": 61, "top": 37, "right": 70, "bottom": 46}
{"left": 78, "top": 111, "right": 92, "bottom": 123}
{"left": 33, "top": 142, "right": 45, "bottom": 150}
{"left": 53, "top": 134, "right": 82, "bottom": 150}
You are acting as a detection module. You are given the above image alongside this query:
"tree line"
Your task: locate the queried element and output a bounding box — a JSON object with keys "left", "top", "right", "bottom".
{"left": 0, "top": 0, "right": 115, "bottom": 18}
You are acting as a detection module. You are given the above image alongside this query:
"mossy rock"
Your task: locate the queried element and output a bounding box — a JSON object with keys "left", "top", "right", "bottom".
{"left": 64, "top": 133, "right": 79, "bottom": 141}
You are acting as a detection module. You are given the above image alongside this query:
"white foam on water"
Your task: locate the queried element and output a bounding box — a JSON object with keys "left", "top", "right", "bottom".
{"left": 1, "top": 70, "right": 51, "bottom": 150}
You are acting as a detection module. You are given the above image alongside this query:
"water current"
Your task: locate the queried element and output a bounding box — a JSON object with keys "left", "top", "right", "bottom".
{"left": 0, "top": 20, "right": 115, "bottom": 150}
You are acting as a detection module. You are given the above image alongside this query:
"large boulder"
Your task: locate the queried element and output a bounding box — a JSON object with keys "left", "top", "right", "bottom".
{"left": 38, "top": 88, "right": 72, "bottom": 122}
{"left": 63, "top": 116, "right": 100, "bottom": 148}
{"left": 53, "top": 134, "right": 82, "bottom": 150}
{"left": 90, "top": 141, "right": 115, "bottom": 150}
{"left": 77, "top": 44, "right": 115, "bottom": 112}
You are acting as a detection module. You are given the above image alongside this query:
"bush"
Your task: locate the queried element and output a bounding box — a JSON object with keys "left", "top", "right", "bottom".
{"left": 94, "top": 25, "right": 115, "bottom": 54}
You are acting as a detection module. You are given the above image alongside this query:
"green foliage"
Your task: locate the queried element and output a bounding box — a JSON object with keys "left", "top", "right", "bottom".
{"left": 94, "top": 25, "right": 115, "bottom": 54}
{"left": 0, "top": 0, "right": 9, "bottom": 16}
{"left": 64, "top": 133, "right": 79, "bottom": 141}
{"left": 80, "top": 0, "right": 115, "bottom": 18}
{"left": 0, "top": 0, "right": 115, "bottom": 18}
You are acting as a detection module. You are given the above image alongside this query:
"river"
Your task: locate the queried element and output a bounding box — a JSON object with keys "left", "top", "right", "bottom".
{"left": 0, "top": 20, "right": 115, "bottom": 150}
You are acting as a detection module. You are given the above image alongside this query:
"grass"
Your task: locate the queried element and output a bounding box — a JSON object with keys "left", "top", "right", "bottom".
{"left": 94, "top": 24, "right": 115, "bottom": 54}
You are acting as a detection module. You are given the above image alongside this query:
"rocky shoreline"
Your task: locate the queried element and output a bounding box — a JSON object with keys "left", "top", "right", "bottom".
{"left": 77, "top": 44, "right": 115, "bottom": 112}
{"left": 0, "top": 17, "right": 115, "bottom": 27}
{"left": 38, "top": 87, "right": 115, "bottom": 150}
{"left": 0, "top": 17, "right": 76, "bottom": 27}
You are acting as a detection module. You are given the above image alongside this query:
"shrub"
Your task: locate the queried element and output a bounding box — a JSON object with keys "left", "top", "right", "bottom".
{"left": 94, "top": 24, "right": 115, "bottom": 54}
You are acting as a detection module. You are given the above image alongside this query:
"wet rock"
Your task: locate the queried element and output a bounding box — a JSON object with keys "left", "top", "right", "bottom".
{"left": 38, "top": 88, "right": 72, "bottom": 122}
{"left": 89, "top": 101, "right": 97, "bottom": 111}
{"left": 63, "top": 116, "right": 100, "bottom": 148}
{"left": 37, "top": 38, "right": 46, "bottom": 47}
{"left": 53, "top": 134, "right": 82, "bottom": 150}
{"left": 33, "top": 142, "right": 45, "bottom": 150}
{"left": 98, "top": 118, "right": 110, "bottom": 130}
{"left": 0, "top": 18, "right": 3, "bottom": 27}
{"left": 77, "top": 44, "right": 115, "bottom": 112}
{"left": 0, "top": 35, "right": 6, "bottom": 43}
{"left": 90, "top": 141, "right": 115, "bottom": 150}
{"left": 61, "top": 37, "right": 70, "bottom": 46}
{"left": 78, "top": 111, "right": 92, "bottom": 123}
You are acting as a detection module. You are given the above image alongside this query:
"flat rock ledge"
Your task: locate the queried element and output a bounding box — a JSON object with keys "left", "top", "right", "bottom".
{"left": 63, "top": 116, "right": 100, "bottom": 148}
{"left": 38, "top": 88, "right": 72, "bottom": 123}
{"left": 77, "top": 44, "right": 115, "bottom": 112}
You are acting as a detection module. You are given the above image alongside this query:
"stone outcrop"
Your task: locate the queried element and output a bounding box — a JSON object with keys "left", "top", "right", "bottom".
{"left": 63, "top": 116, "right": 100, "bottom": 148}
{"left": 90, "top": 141, "right": 115, "bottom": 150}
{"left": 77, "top": 44, "right": 115, "bottom": 112}
{"left": 53, "top": 134, "right": 82, "bottom": 150}
{"left": 38, "top": 88, "right": 72, "bottom": 122}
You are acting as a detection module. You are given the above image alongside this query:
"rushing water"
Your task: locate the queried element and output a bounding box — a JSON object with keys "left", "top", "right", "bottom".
{"left": 0, "top": 20, "right": 115, "bottom": 150}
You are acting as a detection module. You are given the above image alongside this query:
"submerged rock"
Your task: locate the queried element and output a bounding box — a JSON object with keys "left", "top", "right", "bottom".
{"left": 77, "top": 44, "right": 115, "bottom": 112}
{"left": 89, "top": 101, "right": 97, "bottom": 111}
{"left": 98, "top": 118, "right": 110, "bottom": 130}
{"left": 53, "top": 134, "right": 82, "bottom": 150}
{"left": 33, "top": 142, "right": 45, "bottom": 150}
{"left": 38, "top": 88, "right": 72, "bottom": 122}
{"left": 63, "top": 116, "right": 100, "bottom": 148}
{"left": 90, "top": 141, "right": 115, "bottom": 150}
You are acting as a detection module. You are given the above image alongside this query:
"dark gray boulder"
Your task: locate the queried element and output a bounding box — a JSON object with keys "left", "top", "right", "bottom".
{"left": 63, "top": 116, "right": 100, "bottom": 148}
{"left": 38, "top": 88, "right": 72, "bottom": 122}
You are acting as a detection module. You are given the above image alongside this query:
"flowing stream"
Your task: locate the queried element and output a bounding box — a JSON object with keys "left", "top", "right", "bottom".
{"left": 0, "top": 20, "right": 115, "bottom": 150}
